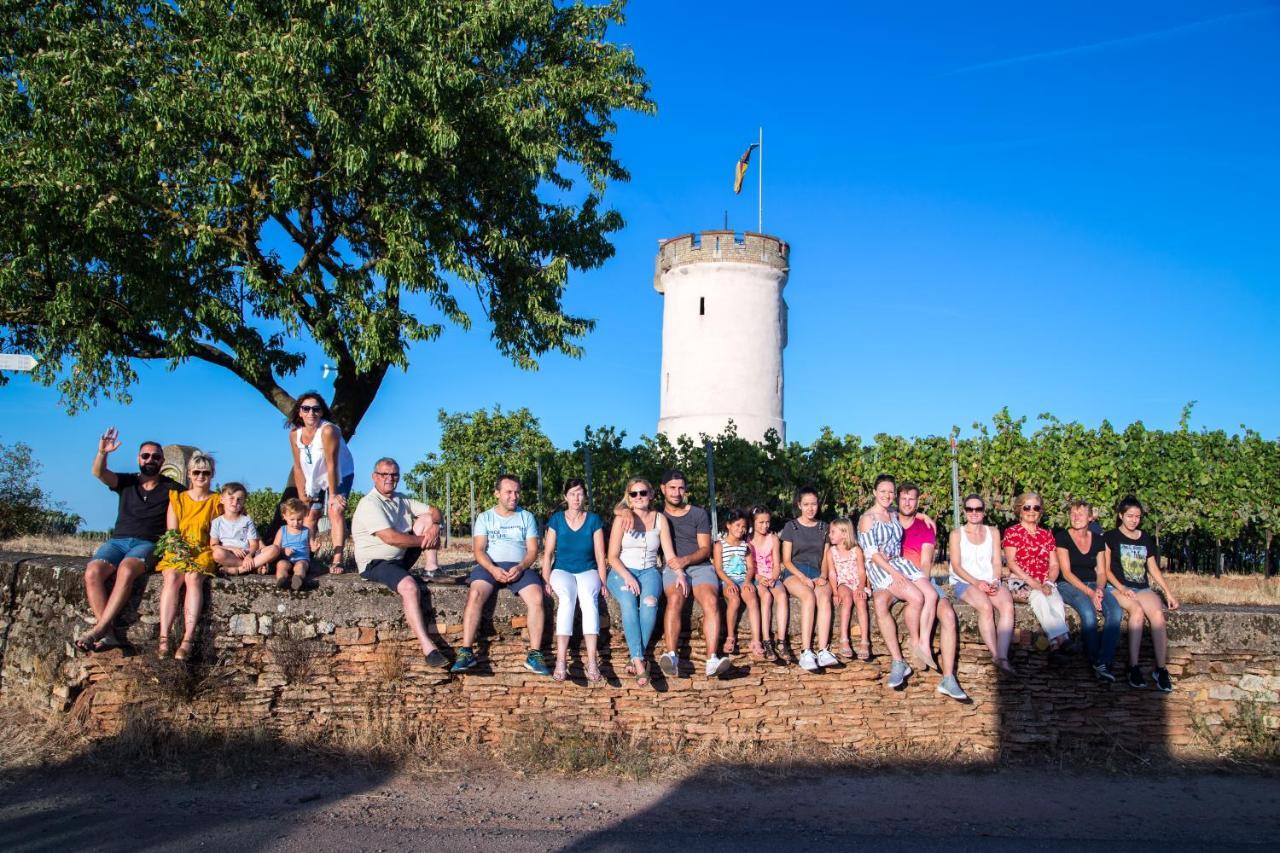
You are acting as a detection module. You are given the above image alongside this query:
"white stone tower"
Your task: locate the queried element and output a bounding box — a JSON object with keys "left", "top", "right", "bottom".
{"left": 655, "top": 230, "right": 790, "bottom": 444}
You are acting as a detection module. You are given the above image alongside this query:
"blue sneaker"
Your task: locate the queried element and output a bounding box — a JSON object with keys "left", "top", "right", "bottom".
{"left": 525, "top": 649, "right": 551, "bottom": 676}
{"left": 450, "top": 647, "right": 477, "bottom": 673}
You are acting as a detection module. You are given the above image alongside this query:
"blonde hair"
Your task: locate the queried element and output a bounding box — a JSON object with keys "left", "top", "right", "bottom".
{"left": 615, "top": 478, "right": 654, "bottom": 513}
{"left": 1014, "top": 491, "right": 1042, "bottom": 509}
{"left": 280, "top": 497, "right": 309, "bottom": 519}
{"left": 188, "top": 452, "right": 216, "bottom": 477}
{"left": 829, "top": 517, "right": 855, "bottom": 549}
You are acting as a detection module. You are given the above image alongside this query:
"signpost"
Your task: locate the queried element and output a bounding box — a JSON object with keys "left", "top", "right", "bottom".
{"left": 0, "top": 354, "right": 37, "bottom": 372}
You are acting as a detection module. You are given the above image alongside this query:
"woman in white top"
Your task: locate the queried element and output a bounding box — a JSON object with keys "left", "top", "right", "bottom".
{"left": 288, "top": 392, "right": 355, "bottom": 574}
{"left": 948, "top": 494, "right": 1016, "bottom": 674}
{"left": 606, "top": 478, "right": 675, "bottom": 687}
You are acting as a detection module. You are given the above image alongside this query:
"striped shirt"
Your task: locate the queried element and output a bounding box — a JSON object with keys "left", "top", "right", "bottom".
{"left": 719, "top": 537, "right": 750, "bottom": 581}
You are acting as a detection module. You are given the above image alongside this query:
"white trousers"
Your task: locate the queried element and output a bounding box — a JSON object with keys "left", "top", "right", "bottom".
{"left": 550, "top": 568, "right": 601, "bottom": 636}
{"left": 1027, "top": 586, "right": 1070, "bottom": 641}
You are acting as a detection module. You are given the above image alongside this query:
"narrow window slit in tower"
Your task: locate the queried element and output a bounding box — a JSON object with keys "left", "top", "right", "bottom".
{"left": 699, "top": 297, "right": 705, "bottom": 316}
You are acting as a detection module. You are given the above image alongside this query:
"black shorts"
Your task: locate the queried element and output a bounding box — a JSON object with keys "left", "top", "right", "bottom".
{"left": 360, "top": 549, "right": 422, "bottom": 591}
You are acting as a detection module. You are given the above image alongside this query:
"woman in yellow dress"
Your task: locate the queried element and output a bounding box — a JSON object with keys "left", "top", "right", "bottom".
{"left": 156, "top": 452, "right": 221, "bottom": 660}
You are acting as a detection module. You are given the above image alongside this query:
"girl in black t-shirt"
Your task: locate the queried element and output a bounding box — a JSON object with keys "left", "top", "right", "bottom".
{"left": 1102, "top": 496, "right": 1180, "bottom": 692}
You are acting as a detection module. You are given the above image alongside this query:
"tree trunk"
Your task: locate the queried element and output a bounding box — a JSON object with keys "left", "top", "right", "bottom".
{"left": 1215, "top": 540, "right": 1223, "bottom": 578}
{"left": 1266, "top": 531, "right": 1274, "bottom": 579}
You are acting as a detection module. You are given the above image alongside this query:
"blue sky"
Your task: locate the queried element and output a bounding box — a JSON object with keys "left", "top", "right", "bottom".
{"left": 5, "top": 1, "right": 1279, "bottom": 529}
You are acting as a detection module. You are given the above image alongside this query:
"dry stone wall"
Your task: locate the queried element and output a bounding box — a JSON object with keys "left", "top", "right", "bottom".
{"left": 1, "top": 553, "right": 1275, "bottom": 760}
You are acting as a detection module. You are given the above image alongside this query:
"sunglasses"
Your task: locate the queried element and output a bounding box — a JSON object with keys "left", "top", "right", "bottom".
{"left": 139, "top": 452, "right": 162, "bottom": 460}
{"left": 629, "top": 490, "right": 649, "bottom": 497}
{"left": 964, "top": 506, "right": 985, "bottom": 512}
{"left": 374, "top": 472, "right": 400, "bottom": 479}
{"left": 190, "top": 470, "right": 212, "bottom": 477}
{"left": 1022, "top": 505, "right": 1042, "bottom": 512}
{"left": 299, "top": 404, "right": 324, "bottom": 414}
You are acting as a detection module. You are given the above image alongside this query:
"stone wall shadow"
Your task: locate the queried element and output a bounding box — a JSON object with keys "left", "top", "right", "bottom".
{"left": 0, "top": 722, "right": 399, "bottom": 852}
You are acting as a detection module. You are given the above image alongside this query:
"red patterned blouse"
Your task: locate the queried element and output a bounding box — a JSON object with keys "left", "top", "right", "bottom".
{"left": 1003, "top": 524, "right": 1055, "bottom": 583}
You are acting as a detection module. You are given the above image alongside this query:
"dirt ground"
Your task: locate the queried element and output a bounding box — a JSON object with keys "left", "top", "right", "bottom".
{"left": 2, "top": 763, "right": 1277, "bottom": 852}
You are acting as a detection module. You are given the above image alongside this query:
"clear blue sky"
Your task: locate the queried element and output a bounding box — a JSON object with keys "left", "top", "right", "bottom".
{"left": 5, "top": 1, "right": 1279, "bottom": 529}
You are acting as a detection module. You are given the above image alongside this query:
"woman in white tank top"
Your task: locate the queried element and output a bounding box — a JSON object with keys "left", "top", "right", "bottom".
{"left": 606, "top": 478, "right": 675, "bottom": 687}
{"left": 947, "top": 494, "right": 1016, "bottom": 674}
{"left": 289, "top": 392, "right": 356, "bottom": 573}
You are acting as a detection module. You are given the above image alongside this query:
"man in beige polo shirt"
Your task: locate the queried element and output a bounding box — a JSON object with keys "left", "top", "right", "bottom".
{"left": 351, "top": 456, "right": 447, "bottom": 668}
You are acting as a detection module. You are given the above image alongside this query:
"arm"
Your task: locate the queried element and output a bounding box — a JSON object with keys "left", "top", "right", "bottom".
{"left": 1146, "top": 556, "right": 1180, "bottom": 610}
{"left": 815, "top": 547, "right": 830, "bottom": 588}
{"left": 918, "top": 541, "right": 936, "bottom": 576}
{"left": 472, "top": 534, "right": 503, "bottom": 576}
{"left": 541, "top": 526, "right": 558, "bottom": 589}
{"left": 687, "top": 533, "right": 712, "bottom": 567}
{"left": 1003, "top": 545, "right": 1040, "bottom": 587}
{"left": 321, "top": 425, "right": 345, "bottom": 512}
{"left": 165, "top": 502, "right": 179, "bottom": 533}
{"left": 92, "top": 428, "right": 121, "bottom": 489}
{"left": 858, "top": 516, "right": 897, "bottom": 575}
{"left": 745, "top": 548, "right": 757, "bottom": 584}
{"left": 948, "top": 530, "right": 981, "bottom": 586}
{"left": 781, "top": 538, "right": 803, "bottom": 580}
{"left": 288, "top": 429, "right": 308, "bottom": 498}
{"left": 1046, "top": 545, "right": 1061, "bottom": 584}
{"left": 657, "top": 515, "right": 686, "bottom": 595}
{"left": 1102, "top": 544, "right": 1135, "bottom": 598}
{"left": 593, "top": 527, "right": 608, "bottom": 590}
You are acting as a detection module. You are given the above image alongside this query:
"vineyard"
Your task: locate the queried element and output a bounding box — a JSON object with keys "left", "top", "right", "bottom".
{"left": 400, "top": 404, "right": 1279, "bottom": 577}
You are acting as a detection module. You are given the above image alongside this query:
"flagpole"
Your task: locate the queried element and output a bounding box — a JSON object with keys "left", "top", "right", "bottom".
{"left": 757, "top": 126, "right": 763, "bottom": 234}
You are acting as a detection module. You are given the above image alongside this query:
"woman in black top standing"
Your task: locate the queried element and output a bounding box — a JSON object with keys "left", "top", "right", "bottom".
{"left": 1055, "top": 500, "right": 1123, "bottom": 683}
{"left": 1103, "top": 496, "right": 1180, "bottom": 692}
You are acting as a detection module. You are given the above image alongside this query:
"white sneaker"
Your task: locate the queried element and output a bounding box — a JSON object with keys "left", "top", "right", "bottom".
{"left": 705, "top": 655, "right": 732, "bottom": 677}
{"left": 816, "top": 648, "right": 839, "bottom": 668}
{"left": 798, "top": 649, "right": 819, "bottom": 672}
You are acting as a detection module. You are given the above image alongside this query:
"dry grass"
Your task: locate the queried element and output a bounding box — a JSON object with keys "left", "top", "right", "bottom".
{"left": 0, "top": 533, "right": 99, "bottom": 556}
{"left": 1166, "top": 573, "right": 1280, "bottom": 606}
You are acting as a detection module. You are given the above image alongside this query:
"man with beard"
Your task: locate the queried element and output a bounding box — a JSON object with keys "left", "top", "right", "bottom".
{"left": 76, "top": 428, "right": 181, "bottom": 651}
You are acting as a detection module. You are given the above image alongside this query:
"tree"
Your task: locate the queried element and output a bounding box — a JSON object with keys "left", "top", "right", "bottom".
{"left": 1240, "top": 429, "right": 1280, "bottom": 577}
{"left": 0, "top": 439, "right": 72, "bottom": 538}
{"left": 0, "top": 0, "right": 653, "bottom": 435}
{"left": 406, "top": 406, "right": 555, "bottom": 530}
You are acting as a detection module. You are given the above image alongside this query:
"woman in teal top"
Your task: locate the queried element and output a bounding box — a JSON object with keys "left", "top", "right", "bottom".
{"left": 541, "top": 478, "right": 607, "bottom": 682}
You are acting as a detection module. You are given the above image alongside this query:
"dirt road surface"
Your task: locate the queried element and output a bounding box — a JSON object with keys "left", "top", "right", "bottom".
{"left": 2, "top": 764, "right": 1277, "bottom": 852}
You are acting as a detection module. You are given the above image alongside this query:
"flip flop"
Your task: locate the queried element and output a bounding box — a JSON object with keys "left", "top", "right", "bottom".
{"left": 633, "top": 659, "right": 649, "bottom": 687}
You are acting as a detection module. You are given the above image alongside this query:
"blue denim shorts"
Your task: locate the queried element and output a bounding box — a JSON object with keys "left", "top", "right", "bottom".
{"left": 92, "top": 537, "right": 156, "bottom": 565}
{"left": 793, "top": 563, "right": 821, "bottom": 581}
{"left": 468, "top": 561, "right": 541, "bottom": 594}
{"left": 311, "top": 473, "right": 355, "bottom": 511}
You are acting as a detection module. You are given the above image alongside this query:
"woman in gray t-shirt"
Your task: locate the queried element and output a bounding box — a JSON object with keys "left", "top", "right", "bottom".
{"left": 779, "top": 486, "right": 834, "bottom": 673}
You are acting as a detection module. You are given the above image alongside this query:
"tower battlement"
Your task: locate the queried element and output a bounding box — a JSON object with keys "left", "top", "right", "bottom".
{"left": 654, "top": 230, "right": 789, "bottom": 292}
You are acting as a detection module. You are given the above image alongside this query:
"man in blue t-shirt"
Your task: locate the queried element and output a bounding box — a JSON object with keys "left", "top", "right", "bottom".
{"left": 451, "top": 474, "right": 547, "bottom": 675}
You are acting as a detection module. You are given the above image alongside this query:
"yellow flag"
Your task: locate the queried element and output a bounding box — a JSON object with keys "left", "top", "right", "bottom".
{"left": 733, "top": 143, "right": 759, "bottom": 194}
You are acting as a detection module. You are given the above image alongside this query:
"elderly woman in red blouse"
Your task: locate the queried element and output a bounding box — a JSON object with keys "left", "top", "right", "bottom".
{"left": 1002, "top": 491, "right": 1070, "bottom": 652}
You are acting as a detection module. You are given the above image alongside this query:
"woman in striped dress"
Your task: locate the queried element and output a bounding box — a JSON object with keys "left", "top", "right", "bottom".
{"left": 857, "top": 474, "right": 934, "bottom": 689}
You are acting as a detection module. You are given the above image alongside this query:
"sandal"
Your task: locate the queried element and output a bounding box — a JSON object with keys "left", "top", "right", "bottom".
{"left": 633, "top": 658, "right": 649, "bottom": 687}
{"left": 839, "top": 642, "right": 854, "bottom": 659}
{"left": 762, "top": 640, "right": 778, "bottom": 662}
{"left": 174, "top": 640, "right": 194, "bottom": 662}
{"left": 749, "top": 641, "right": 766, "bottom": 660}
{"left": 329, "top": 552, "right": 345, "bottom": 575}
{"left": 157, "top": 636, "right": 172, "bottom": 659}
{"left": 586, "top": 658, "right": 603, "bottom": 684}
{"left": 553, "top": 658, "right": 567, "bottom": 682}
{"left": 723, "top": 637, "right": 737, "bottom": 655}
{"left": 857, "top": 642, "right": 872, "bottom": 662}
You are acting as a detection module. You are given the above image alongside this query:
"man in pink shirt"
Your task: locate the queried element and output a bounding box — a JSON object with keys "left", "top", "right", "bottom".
{"left": 899, "top": 483, "right": 967, "bottom": 701}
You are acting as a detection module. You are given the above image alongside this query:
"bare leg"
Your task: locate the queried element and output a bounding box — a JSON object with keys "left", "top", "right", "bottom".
{"left": 783, "top": 576, "right": 817, "bottom": 651}
{"left": 722, "top": 589, "right": 740, "bottom": 653}
{"left": 86, "top": 558, "right": 147, "bottom": 640}
{"left": 83, "top": 560, "right": 116, "bottom": 623}
{"left": 994, "top": 587, "right": 1016, "bottom": 663}
{"left": 936, "top": 598, "right": 958, "bottom": 677}
{"left": 462, "top": 581, "right": 495, "bottom": 648}
{"left": 911, "top": 577, "right": 939, "bottom": 670}
{"left": 663, "top": 585, "right": 686, "bottom": 657}
{"left": 872, "top": 590, "right": 903, "bottom": 661}
{"left": 962, "top": 587, "right": 999, "bottom": 660}
{"left": 1137, "top": 590, "right": 1168, "bottom": 667}
{"left": 815, "top": 582, "right": 834, "bottom": 651}
{"left": 759, "top": 584, "right": 773, "bottom": 644}
{"left": 693, "top": 585, "right": 721, "bottom": 659}
{"left": 772, "top": 585, "right": 790, "bottom": 644}
{"left": 396, "top": 575, "right": 438, "bottom": 655}
{"left": 886, "top": 575, "right": 925, "bottom": 651}
{"left": 252, "top": 545, "right": 281, "bottom": 572}
{"left": 327, "top": 500, "right": 346, "bottom": 570}
{"left": 158, "top": 570, "right": 182, "bottom": 649}
{"left": 1119, "top": 594, "right": 1145, "bottom": 665}
{"left": 741, "top": 584, "right": 762, "bottom": 652}
{"left": 518, "top": 583, "right": 546, "bottom": 651}
{"left": 854, "top": 591, "right": 871, "bottom": 656}
{"left": 180, "top": 572, "right": 204, "bottom": 649}
{"left": 836, "top": 586, "right": 854, "bottom": 654}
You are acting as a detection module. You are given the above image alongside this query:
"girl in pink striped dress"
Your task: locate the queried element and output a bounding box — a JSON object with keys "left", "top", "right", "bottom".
{"left": 749, "top": 506, "right": 789, "bottom": 662}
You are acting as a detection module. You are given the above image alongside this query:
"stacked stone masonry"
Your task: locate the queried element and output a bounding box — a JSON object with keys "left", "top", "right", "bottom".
{"left": 1, "top": 553, "right": 1275, "bottom": 759}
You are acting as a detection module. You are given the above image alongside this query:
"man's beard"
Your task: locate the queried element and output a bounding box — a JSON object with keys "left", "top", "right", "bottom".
{"left": 899, "top": 508, "right": 916, "bottom": 519}
{"left": 140, "top": 461, "right": 161, "bottom": 476}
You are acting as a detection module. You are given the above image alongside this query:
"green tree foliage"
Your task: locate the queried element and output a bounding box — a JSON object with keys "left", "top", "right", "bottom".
{"left": 0, "top": 0, "right": 653, "bottom": 435}
{"left": 0, "top": 440, "right": 80, "bottom": 538}
{"left": 411, "top": 405, "right": 1278, "bottom": 571}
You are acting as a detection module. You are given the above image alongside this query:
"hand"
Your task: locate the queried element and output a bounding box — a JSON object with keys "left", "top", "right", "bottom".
{"left": 982, "top": 581, "right": 998, "bottom": 596}
{"left": 1166, "top": 592, "right": 1180, "bottom": 611}
{"left": 616, "top": 509, "right": 636, "bottom": 533}
{"left": 544, "top": 581, "right": 555, "bottom": 599}
{"left": 1092, "top": 589, "right": 1104, "bottom": 610}
{"left": 676, "top": 571, "right": 689, "bottom": 596}
{"left": 230, "top": 547, "right": 247, "bottom": 559}
{"left": 284, "top": 548, "right": 295, "bottom": 557}
{"left": 331, "top": 493, "right": 346, "bottom": 510}
{"left": 419, "top": 527, "right": 440, "bottom": 550}
{"left": 723, "top": 581, "right": 741, "bottom": 601}
{"left": 623, "top": 574, "right": 640, "bottom": 596}
{"left": 98, "top": 427, "right": 121, "bottom": 455}
{"left": 1119, "top": 586, "right": 1136, "bottom": 599}
{"left": 666, "top": 555, "right": 687, "bottom": 572}
{"left": 815, "top": 577, "right": 828, "bottom": 588}
{"left": 1041, "top": 582, "right": 1054, "bottom": 596}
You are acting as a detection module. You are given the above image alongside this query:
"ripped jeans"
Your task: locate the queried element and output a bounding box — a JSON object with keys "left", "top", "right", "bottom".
{"left": 607, "top": 566, "right": 662, "bottom": 660}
